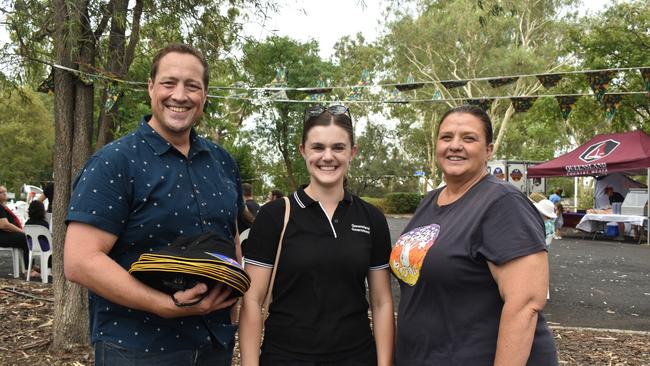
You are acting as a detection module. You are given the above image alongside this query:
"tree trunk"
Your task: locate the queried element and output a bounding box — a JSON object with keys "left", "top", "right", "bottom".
{"left": 428, "top": 111, "right": 438, "bottom": 187}
{"left": 51, "top": 0, "right": 95, "bottom": 349}
{"left": 95, "top": 0, "right": 128, "bottom": 149}
{"left": 95, "top": 0, "right": 143, "bottom": 149}
{"left": 492, "top": 103, "right": 515, "bottom": 157}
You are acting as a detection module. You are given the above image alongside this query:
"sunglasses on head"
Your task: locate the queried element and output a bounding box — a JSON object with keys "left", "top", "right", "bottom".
{"left": 304, "top": 104, "right": 351, "bottom": 122}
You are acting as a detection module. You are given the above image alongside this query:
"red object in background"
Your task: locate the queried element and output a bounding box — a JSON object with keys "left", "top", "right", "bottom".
{"left": 528, "top": 130, "right": 650, "bottom": 178}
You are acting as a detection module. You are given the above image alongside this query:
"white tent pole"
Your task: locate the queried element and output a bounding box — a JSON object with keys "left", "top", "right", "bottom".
{"left": 574, "top": 177, "right": 578, "bottom": 211}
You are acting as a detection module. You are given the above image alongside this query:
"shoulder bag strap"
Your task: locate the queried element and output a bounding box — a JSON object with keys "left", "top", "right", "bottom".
{"left": 263, "top": 196, "right": 290, "bottom": 318}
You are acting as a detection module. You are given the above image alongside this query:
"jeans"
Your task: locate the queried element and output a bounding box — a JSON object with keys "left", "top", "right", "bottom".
{"left": 94, "top": 341, "right": 233, "bottom": 366}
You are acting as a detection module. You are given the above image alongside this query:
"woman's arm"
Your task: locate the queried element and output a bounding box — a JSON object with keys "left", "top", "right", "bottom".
{"left": 239, "top": 264, "right": 273, "bottom": 366}
{"left": 368, "top": 268, "right": 395, "bottom": 366}
{"left": 0, "top": 217, "right": 23, "bottom": 233}
{"left": 488, "top": 251, "right": 549, "bottom": 366}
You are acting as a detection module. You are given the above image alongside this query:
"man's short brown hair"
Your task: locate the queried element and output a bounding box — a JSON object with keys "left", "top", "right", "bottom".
{"left": 242, "top": 183, "right": 253, "bottom": 197}
{"left": 150, "top": 43, "right": 209, "bottom": 89}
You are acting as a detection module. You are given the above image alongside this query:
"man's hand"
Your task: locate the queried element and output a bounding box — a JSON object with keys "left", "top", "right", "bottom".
{"left": 162, "top": 282, "right": 237, "bottom": 318}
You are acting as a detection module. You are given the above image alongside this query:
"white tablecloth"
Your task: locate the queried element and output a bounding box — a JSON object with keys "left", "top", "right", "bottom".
{"left": 576, "top": 213, "right": 648, "bottom": 233}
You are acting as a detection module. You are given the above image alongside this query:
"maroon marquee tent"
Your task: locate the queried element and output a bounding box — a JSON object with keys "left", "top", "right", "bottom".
{"left": 527, "top": 130, "right": 650, "bottom": 178}
{"left": 528, "top": 130, "right": 650, "bottom": 245}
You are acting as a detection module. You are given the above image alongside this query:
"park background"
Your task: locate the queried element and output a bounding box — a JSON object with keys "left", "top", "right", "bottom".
{"left": 0, "top": 0, "right": 648, "bottom": 356}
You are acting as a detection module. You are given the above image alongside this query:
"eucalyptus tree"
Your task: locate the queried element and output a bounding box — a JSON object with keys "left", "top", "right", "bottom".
{"left": 381, "top": 0, "right": 579, "bottom": 183}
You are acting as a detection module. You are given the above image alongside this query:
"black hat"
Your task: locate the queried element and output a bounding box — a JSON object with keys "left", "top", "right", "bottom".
{"left": 129, "top": 232, "right": 250, "bottom": 298}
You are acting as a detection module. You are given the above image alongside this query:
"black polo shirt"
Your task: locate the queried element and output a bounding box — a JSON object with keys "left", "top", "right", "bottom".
{"left": 244, "top": 187, "right": 391, "bottom": 361}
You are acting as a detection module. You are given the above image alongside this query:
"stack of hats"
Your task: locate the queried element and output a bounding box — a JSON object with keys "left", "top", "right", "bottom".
{"left": 129, "top": 232, "right": 250, "bottom": 298}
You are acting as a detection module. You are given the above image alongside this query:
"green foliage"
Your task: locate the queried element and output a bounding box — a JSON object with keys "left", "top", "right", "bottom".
{"left": 384, "top": 192, "right": 422, "bottom": 214}
{"left": 361, "top": 196, "right": 388, "bottom": 213}
{"left": 0, "top": 88, "right": 54, "bottom": 193}
{"left": 239, "top": 36, "right": 336, "bottom": 190}
{"left": 380, "top": 0, "right": 577, "bottom": 169}
{"left": 223, "top": 141, "right": 257, "bottom": 184}
{"left": 564, "top": 0, "right": 650, "bottom": 130}
{"left": 349, "top": 122, "right": 416, "bottom": 196}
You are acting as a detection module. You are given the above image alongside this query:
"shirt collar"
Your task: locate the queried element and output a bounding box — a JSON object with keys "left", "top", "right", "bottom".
{"left": 294, "top": 185, "right": 353, "bottom": 209}
{"left": 138, "top": 115, "right": 209, "bottom": 157}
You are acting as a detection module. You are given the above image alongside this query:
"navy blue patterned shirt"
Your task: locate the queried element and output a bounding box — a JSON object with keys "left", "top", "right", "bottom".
{"left": 66, "top": 115, "right": 244, "bottom": 351}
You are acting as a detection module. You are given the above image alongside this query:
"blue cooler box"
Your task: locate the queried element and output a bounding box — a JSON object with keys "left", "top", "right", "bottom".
{"left": 606, "top": 222, "right": 619, "bottom": 237}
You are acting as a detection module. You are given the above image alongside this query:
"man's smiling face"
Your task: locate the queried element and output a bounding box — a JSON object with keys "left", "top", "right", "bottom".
{"left": 147, "top": 52, "right": 207, "bottom": 139}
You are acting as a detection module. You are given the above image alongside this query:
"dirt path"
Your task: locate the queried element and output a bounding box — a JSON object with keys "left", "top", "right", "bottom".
{"left": 1, "top": 279, "right": 649, "bottom": 366}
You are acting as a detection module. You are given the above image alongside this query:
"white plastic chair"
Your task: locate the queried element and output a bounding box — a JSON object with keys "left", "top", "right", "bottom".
{"left": 0, "top": 247, "right": 25, "bottom": 278}
{"left": 23, "top": 225, "right": 53, "bottom": 283}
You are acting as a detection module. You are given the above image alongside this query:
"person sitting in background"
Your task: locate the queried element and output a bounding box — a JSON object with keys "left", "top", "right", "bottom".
{"left": 26, "top": 200, "right": 49, "bottom": 228}
{"left": 0, "top": 185, "right": 30, "bottom": 276}
{"left": 25, "top": 200, "right": 51, "bottom": 279}
{"left": 37, "top": 181, "right": 53, "bottom": 227}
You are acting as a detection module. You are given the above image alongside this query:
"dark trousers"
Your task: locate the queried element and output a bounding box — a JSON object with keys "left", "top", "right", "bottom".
{"left": 0, "top": 231, "right": 28, "bottom": 268}
{"left": 94, "top": 341, "right": 233, "bottom": 366}
{"left": 260, "top": 343, "right": 377, "bottom": 366}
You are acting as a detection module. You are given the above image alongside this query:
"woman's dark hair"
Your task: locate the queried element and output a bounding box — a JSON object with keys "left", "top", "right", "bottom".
{"left": 271, "top": 189, "right": 284, "bottom": 199}
{"left": 28, "top": 200, "right": 46, "bottom": 220}
{"left": 302, "top": 111, "right": 354, "bottom": 146}
{"left": 438, "top": 105, "right": 493, "bottom": 144}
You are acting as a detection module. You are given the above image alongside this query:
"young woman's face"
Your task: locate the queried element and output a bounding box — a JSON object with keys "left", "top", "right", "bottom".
{"left": 300, "top": 124, "right": 357, "bottom": 189}
{"left": 435, "top": 112, "right": 493, "bottom": 184}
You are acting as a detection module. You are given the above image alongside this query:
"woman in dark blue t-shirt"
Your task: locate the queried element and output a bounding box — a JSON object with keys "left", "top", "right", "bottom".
{"left": 390, "top": 106, "right": 558, "bottom": 366}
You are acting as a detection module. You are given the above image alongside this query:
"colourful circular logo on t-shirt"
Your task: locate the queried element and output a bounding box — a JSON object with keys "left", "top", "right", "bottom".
{"left": 510, "top": 169, "right": 523, "bottom": 181}
{"left": 390, "top": 224, "right": 440, "bottom": 286}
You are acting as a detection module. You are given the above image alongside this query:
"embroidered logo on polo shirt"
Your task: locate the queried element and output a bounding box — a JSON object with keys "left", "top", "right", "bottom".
{"left": 390, "top": 224, "right": 439, "bottom": 286}
{"left": 351, "top": 224, "right": 370, "bottom": 234}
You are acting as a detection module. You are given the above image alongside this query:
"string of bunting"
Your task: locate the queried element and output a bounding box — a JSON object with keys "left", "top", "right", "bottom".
{"left": 40, "top": 60, "right": 649, "bottom": 94}
{"left": 35, "top": 59, "right": 649, "bottom": 120}
{"left": 209, "top": 91, "right": 646, "bottom": 120}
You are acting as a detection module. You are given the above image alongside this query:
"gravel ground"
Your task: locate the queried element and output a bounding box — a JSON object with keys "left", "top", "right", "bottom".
{"left": 1, "top": 278, "right": 648, "bottom": 366}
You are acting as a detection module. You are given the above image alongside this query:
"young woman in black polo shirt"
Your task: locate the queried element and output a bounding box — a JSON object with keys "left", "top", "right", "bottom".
{"left": 240, "top": 105, "right": 394, "bottom": 366}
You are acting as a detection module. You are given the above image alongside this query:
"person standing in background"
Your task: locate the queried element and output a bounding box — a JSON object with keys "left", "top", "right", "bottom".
{"left": 549, "top": 188, "right": 562, "bottom": 205}
{"left": 266, "top": 189, "right": 284, "bottom": 203}
{"left": 238, "top": 183, "right": 261, "bottom": 232}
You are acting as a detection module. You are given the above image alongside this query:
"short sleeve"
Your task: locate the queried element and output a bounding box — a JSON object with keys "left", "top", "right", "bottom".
{"left": 478, "top": 192, "right": 546, "bottom": 265}
{"left": 243, "top": 199, "right": 286, "bottom": 268}
{"left": 65, "top": 154, "right": 130, "bottom": 236}
{"left": 368, "top": 206, "right": 391, "bottom": 270}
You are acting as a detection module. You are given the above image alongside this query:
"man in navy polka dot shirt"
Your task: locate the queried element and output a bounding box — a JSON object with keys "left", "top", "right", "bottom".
{"left": 64, "top": 43, "right": 245, "bottom": 365}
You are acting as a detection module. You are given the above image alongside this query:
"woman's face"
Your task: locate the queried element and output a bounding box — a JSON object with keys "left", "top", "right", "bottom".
{"left": 300, "top": 124, "right": 357, "bottom": 189}
{"left": 435, "top": 112, "right": 493, "bottom": 184}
